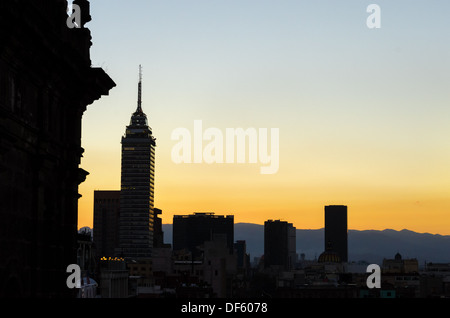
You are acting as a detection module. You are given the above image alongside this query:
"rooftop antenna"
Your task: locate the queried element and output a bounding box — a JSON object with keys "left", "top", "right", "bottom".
{"left": 137, "top": 64, "right": 143, "bottom": 113}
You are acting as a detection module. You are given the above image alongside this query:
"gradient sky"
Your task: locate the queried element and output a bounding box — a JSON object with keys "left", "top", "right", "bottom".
{"left": 77, "top": 0, "right": 450, "bottom": 235}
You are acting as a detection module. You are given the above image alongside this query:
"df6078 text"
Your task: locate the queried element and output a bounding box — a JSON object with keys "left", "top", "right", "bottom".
{"left": 225, "top": 302, "right": 268, "bottom": 313}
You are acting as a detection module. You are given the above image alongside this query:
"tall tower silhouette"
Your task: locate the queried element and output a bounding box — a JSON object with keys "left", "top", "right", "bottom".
{"left": 324, "top": 205, "right": 348, "bottom": 262}
{"left": 117, "top": 66, "right": 156, "bottom": 259}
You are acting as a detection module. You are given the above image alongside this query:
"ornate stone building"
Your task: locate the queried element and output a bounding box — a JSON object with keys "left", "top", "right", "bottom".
{"left": 0, "top": 0, "right": 115, "bottom": 297}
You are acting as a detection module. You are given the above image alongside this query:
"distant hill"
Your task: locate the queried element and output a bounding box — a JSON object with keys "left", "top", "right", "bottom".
{"left": 161, "top": 223, "right": 450, "bottom": 265}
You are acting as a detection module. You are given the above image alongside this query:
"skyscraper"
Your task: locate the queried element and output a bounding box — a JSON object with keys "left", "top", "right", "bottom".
{"left": 264, "top": 220, "right": 296, "bottom": 271}
{"left": 116, "top": 66, "right": 156, "bottom": 259}
{"left": 93, "top": 190, "right": 121, "bottom": 258}
{"left": 324, "top": 205, "right": 348, "bottom": 262}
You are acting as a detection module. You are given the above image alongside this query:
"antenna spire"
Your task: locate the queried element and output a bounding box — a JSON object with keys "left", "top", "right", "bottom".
{"left": 137, "top": 64, "right": 143, "bottom": 113}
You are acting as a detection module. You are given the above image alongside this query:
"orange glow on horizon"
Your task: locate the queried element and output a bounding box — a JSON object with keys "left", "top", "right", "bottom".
{"left": 78, "top": 154, "right": 450, "bottom": 236}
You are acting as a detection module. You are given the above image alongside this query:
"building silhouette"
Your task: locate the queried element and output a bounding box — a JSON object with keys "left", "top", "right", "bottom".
{"left": 93, "top": 190, "right": 121, "bottom": 258}
{"left": 324, "top": 205, "right": 348, "bottom": 262}
{"left": 264, "top": 220, "right": 296, "bottom": 271}
{"left": 116, "top": 66, "right": 156, "bottom": 259}
{"left": 234, "top": 240, "right": 247, "bottom": 269}
{"left": 382, "top": 252, "right": 418, "bottom": 274}
{"left": 0, "top": 0, "right": 115, "bottom": 297}
{"left": 153, "top": 208, "right": 170, "bottom": 248}
{"left": 173, "top": 213, "right": 234, "bottom": 257}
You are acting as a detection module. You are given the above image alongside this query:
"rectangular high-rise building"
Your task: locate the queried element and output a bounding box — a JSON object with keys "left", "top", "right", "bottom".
{"left": 264, "top": 220, "right": 296, "bottom": 271}
{"left": 116, "top": 67, "right": 156, "bottom": 259}
{"left": 324, "top": 205, "right": 348, "bottom": 262}
{"left": 173, "top": 213, "right": 234, "bottom": 257}
{"left": 93, "top": 190, "right": 120, "bottom": 258}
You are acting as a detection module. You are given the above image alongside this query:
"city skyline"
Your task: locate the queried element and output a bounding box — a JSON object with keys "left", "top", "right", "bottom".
{"left": 4, "top": 0, "right": 450, "bottom": 301}
{"left": 78, "top": 0, "right": 450, "bottom": 235}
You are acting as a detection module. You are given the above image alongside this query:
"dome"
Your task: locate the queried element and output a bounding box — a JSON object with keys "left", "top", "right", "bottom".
{"left": 318, "top": 241, "right": 341, "bottom": 263}
{"left": 318, "top": 250, "right": 341, "bottom": 263}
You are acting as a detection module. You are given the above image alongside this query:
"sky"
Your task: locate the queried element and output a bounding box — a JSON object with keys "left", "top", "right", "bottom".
{"left": 77, "top": 0, "right": 450, "bottom": 235}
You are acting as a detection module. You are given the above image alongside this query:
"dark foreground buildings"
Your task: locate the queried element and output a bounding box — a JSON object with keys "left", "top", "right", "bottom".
{"left": 173, "top": 213, "right": 234, "bottom": 257}
{"left": 0, "top": 1, "right": 115, "bottom": 297}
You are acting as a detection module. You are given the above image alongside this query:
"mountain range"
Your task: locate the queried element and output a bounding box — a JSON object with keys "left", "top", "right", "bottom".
{"left": 161, "top": 223, "right": 450, "bottom": 265}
